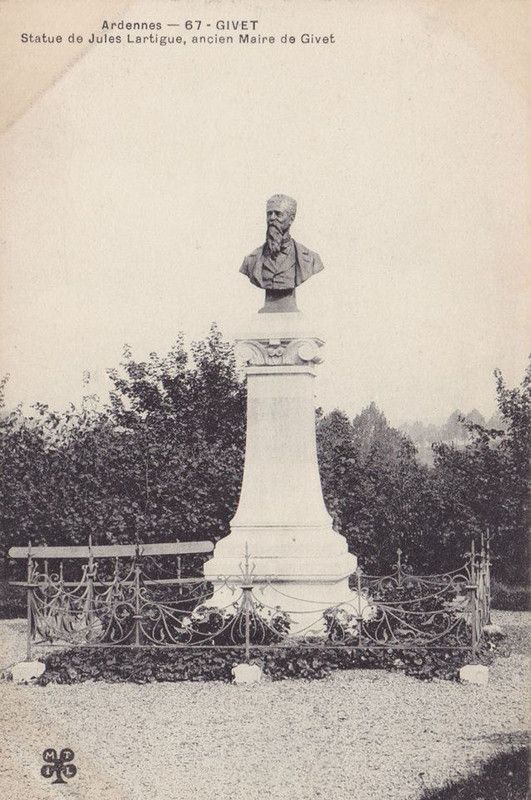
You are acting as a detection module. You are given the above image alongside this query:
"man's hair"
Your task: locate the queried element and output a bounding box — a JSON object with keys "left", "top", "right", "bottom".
{"left": 267, "top": 194, "right": 297, "bottom": 221}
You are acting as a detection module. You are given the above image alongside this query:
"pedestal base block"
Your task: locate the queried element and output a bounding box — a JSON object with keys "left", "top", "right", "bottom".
{"left": 203, "top": 527, "right": 361, "bottom": 634}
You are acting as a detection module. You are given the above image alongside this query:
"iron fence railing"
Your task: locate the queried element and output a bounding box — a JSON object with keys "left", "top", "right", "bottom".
{"left": 9, "top": 536, "right": 491, "bottom": 664}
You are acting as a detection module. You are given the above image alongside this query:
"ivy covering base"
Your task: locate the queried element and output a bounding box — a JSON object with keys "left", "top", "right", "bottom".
{"left": 36, "top": 639, "right": 502, "bottom": 686}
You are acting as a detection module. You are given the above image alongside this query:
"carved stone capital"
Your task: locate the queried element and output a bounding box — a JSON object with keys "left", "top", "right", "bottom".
{"left": 235, "top": 337, "right": 324, "bottom": 367}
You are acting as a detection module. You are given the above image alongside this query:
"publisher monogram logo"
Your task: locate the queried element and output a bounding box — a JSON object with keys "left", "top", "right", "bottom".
{"left": 41, "top": 748, "right": 77, "bottom": 784}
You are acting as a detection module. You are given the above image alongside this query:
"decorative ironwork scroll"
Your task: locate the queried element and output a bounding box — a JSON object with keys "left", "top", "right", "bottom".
{"left": 10, "top": 537, "right": 490, "bottom": 663}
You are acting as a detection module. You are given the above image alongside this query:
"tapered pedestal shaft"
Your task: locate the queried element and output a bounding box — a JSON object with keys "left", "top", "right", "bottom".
{"left": 203, "top": 312, "right": 357, "bottom": 623}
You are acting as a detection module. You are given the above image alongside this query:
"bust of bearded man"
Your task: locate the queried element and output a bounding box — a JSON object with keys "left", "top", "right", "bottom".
{"left": 239, "top": 194, "right": 324, "bottom": 313}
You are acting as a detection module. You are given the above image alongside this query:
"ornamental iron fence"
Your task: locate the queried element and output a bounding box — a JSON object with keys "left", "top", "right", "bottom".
{"left": 9, "top": 535, "right": 491, "bottom": 664}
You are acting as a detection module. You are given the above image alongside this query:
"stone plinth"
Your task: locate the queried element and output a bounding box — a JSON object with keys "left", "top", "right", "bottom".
{"left": 203, "top": 311, "right": 358, "bottom": 629}
{"left": 459, "top": 664, "right": 489, "bottom": 686}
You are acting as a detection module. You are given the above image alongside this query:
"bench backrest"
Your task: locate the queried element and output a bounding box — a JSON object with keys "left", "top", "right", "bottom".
{"left": 8, "top": 541, "right": 214, "bottom": 559}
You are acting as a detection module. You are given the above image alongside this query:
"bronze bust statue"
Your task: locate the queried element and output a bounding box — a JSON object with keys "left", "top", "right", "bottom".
{"left": 240, "top": 194, "right": 324, "bottom": 312}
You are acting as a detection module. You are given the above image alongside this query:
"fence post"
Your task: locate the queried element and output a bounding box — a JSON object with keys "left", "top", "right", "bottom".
{"left": 485, "top": 528, "right": 492, "bottom": 624}
{"left": 244, "top": 587, "right": 251, "bottom": 663}
{"left": 43, "top": 558, "right": 49, "bottom": 622}
{"left": 239, "top": 542, "right": 254, "bottom": 662}
{"left": 133, "top": 544, "right": 142, "bottom": 647}
{"left": 26, "top": 540, "right": 33, "bottom": 661}
{"left": 356, "top": 566, "right": 364, "bottom": 647}
{"left": 85, "top": 535, "right": 95, "bottom": 634}
{"left": 479, "top": 531, "right": 487, "bottom": 628}
{"left": 468, "top": 540, "right": 478, "bottom": 662}
{"left": 470, "top": 582, "right": 478, "bottom": 662}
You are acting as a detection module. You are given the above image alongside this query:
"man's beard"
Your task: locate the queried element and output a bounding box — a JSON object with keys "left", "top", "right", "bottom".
{"left": 266, "top": 220, "right": 290, "bottom": 257}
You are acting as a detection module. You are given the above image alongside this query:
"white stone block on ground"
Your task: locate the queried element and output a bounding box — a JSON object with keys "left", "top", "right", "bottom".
{"left": 459, "top": 664, "right": 489, "bottom": 686}
{"left": 11, "top": 660, "right": 46, "bottom": 683}
{"left": 484, "top": 623, "right": 504, "bottom": 637}
{"left": 232, "top": 663, "right": 262, "bottom": 685}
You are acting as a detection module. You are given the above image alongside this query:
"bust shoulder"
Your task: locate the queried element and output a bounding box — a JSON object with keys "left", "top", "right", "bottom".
{"left": 248, "top": 245, "right": 265, "bottom": 260}
{"left": 240, "top": 245, "right": 264, "bottom": 269}
{"left": 293, "top": 241, "right": 324, "bottom": 282}
{"left": 240, "top": 245, "right": 266, "bottom": 286}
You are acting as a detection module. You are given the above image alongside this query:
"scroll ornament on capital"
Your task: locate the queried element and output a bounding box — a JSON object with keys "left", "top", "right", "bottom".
{"left": 235, "top": 338, "right": 324, "bottom": 367}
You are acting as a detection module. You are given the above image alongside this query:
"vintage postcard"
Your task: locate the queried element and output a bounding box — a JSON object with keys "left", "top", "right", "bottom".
{"left": 0, "top": 1, "right": 528, "bottom": 799}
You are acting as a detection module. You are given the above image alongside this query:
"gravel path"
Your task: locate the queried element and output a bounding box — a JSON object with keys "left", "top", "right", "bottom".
{"left": 0, "top": 612, "right": 528, "bottom": 800}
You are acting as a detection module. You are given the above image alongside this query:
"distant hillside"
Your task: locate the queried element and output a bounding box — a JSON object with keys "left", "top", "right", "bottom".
{"left": 399, "top": 410, "right": 506, "bottom": 465}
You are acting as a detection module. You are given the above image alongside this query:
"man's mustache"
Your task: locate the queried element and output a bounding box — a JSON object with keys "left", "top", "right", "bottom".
{"left": 267, "top": 218, "right": 289, "bottom": 236}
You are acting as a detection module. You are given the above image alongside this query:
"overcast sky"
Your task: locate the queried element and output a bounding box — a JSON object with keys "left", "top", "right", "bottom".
{"left": 0, "top": 0, "right": 528, "bottom": 426}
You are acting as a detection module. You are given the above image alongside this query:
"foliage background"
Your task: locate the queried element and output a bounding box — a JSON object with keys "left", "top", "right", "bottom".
{"left": 0, "top": 325, "right": 528, "bottom": 593}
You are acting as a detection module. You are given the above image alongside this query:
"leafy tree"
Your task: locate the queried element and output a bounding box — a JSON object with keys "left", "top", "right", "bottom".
{"left": 351, "top": 402, "right": 408, "bottom": 466}
{"left": 0, "top": 325, "right": 246, "bottom": 559}
{"left": 432, "top": 360, "right": 530, "bottom": 584}
{"left": 317, "top": 405, "right": 440, "bottom": 573}
{"left": 102, "top": 324, "right": 246, "bottom": 546}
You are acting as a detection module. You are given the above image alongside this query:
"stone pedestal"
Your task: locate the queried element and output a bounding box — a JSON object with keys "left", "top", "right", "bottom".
{"left": 203, "top": 311, "right": 358, "bottom": 629}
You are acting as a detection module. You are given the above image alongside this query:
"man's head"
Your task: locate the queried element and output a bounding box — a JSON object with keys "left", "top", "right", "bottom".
{"left": 266, "top": 194, "right": 297, "bottom": 256}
